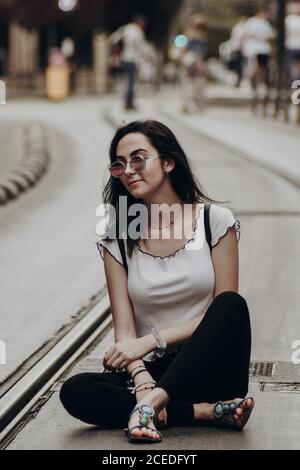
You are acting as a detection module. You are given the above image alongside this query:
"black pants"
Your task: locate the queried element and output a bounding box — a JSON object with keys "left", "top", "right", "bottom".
{"left": 60, "top": 291, "right": 251, "bottom": 428}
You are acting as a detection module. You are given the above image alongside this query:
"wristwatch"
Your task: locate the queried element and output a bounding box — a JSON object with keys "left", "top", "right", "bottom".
{"left": 151, "top": 326, "right": 167, "bottom": 358}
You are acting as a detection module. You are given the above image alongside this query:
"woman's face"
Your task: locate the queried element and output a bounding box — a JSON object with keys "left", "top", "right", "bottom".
{"left": 115, "top": 132, "right": 173, "bottom": 200}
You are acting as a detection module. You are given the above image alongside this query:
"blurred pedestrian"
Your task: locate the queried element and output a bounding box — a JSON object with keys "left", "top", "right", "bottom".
{"left": 180, "top": 14, "right": 207, "bottom": 114}
{"left": 110, "top": 13, "right": 147, "bottom": 111}
{"left": 48, "top": 47, "right": 68, "bottom": 67}
{"left": 242, "top": 9, "right": 276, "bottom": 89}
{"left": 285, "top": 2, "right": 300, "bottom": 82}
{"left": 229, "top": 16, "right": 247, "bottom": 87}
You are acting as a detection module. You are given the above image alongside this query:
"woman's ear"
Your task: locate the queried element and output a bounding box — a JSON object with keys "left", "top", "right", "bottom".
{"left": 164, "top": 159, "right": 175, "bottom": 174}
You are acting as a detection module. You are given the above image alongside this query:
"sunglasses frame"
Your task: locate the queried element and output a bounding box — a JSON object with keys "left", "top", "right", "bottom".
{"left": 108, "top": 154, "right": 160, "bottom": 178}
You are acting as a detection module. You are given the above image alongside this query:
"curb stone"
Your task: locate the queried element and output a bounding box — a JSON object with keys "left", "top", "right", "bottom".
{"left": 0, "top": 122, "right": 50, "bottom": 205}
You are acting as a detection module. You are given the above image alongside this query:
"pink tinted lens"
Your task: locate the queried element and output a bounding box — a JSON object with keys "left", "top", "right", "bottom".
{"left": 131, "top": 156, "right": 144, "bottom": 171}
{"left": 110, "top": 162, "right": 124, "bottom": 177}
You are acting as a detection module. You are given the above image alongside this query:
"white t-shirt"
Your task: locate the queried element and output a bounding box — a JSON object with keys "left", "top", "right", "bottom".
{"left": 96, "top": 203, "right": 240, "bottom": 362}
{"left": 230, "top": 20, "right": 247, "bottom": 53}
{"left": 111, "top": 23, "right": 145, "bottom": 64}
{"left": 242, "top": 16, "right": 275, "bottom": 58}
{"left": 285, "top": 14, "right": 300, "bottom": 51}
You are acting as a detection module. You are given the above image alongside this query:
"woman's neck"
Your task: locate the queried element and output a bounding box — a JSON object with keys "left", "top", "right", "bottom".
{"left": 143, "top": 196, "right": 183, "bottom": 210}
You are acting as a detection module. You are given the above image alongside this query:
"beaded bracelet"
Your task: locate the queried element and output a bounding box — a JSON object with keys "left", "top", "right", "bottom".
{"left": 126, "top": 379, "right": 157, "bottom": 393}
{"left": 132, "top": 385, "right": 156, "bottom": 395}
{"left": 133, "top": 381, "right": 157, "bottom": 394}
{"left": 126, "top": 378, "right": 145, "bottom": 391}
{"left": 135, "top": 381, "right": 156, "bottom": 389}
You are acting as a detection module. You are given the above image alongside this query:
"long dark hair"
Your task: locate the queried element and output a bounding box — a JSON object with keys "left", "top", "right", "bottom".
{"left": 101, "top": 119, "right": 223, "bottom": 258}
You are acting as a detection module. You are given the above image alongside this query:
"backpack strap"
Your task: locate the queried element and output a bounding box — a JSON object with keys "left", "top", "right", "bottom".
{"left": 117, "top": 237, "right": 128, "bottom": 274}
{"left": 204, "top": 203, "right": 212, "bottom": 252}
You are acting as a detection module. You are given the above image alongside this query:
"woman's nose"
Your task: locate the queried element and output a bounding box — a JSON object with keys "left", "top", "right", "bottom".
{"left": 124, "top": 162, "right": 136, "bottom": 176}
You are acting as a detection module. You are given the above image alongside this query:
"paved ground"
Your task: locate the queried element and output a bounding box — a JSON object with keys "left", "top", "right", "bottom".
{"left": 2, "top": 86, "right": 300, "bottom": 449}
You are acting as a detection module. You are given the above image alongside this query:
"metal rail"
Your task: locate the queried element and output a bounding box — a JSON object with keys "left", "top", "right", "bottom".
{"left": 0, "top": 295, "right": 112, "bottom": 447}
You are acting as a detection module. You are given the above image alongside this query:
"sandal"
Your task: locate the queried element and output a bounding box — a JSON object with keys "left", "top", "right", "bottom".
{"left": 213, "top": 397, "right": 255, "bottom": 430}
{"left": 124, "top": 404, "right": 163, "bottom": 443}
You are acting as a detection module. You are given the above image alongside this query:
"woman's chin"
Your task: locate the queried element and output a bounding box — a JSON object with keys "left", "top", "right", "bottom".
{"left": 128, "top": 187, "right": 147, "bottom": 197}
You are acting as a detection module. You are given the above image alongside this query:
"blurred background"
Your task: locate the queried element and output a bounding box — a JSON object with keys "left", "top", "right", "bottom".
{"left": 0, "top": 0, "right": 298, "bottom": 106}
{"left": 1, "top": 0, "right": 300, "bottom": 450}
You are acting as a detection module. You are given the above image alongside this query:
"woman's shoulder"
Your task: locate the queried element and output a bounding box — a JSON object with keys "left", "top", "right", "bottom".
{"left": 208, "top": 203, "right": 240, "bottom": 248}
{"left": 95, "top": 236, "right": 126, "bottom": 268}
{"left": 209, "top": 202, "right": 235, "bottom": 219}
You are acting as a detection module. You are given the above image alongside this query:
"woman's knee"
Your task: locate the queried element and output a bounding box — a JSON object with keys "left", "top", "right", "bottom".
{"left": 212, "top": 291, "right": 250, "bottom": 323}
{"left": 59, "top": 373, "right": 92, "bottom": 412}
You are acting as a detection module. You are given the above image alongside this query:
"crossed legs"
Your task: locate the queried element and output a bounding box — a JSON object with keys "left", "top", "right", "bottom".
{"left": 60, "top": 291, "right": 252, "bottom": 434}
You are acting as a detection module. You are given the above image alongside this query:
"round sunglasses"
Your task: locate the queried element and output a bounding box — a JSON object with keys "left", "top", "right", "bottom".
{"left": 108, "top": 154, "right": 160, "bottom": 178}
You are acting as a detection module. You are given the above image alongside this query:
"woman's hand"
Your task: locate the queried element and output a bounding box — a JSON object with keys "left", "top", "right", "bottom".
{"left": 103, "top": 337, "right": 153, "bottom": 371}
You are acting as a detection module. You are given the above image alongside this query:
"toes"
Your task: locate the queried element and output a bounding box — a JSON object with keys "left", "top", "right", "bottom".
{"left": 151, "top": 429, "right": 160, "bottom": 438}
{"left": 241, "top": 398, "right": 254, "bottom": 409}
{"left": 235, "top": 399, "right": 254, "bottom": 422}
{"left": 145, "top": 427, "right": 159, "bottom": 438}
{"left": 147, "top": 429, "right": 153, "bottom": 437}
{"left": 246, "top": 398, "right": 254, "bottom": 408}
{"left": 142, "top": 427, "right": 154, "bottom": 438}
{"left": 141, "top": 427, "right": 160, "bottom": 439}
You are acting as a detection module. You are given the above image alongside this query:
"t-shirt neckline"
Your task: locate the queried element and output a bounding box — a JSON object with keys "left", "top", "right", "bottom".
{"left": 136, "top": 203, "right": 204, "bottom": 260}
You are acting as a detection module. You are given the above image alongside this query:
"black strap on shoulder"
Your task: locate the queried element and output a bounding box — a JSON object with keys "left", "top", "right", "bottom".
{"left": 204, "top": 203, "right": 212, "bottom": 252}
{"left": 117, "top": 237, "right": 128, "bottom": 274}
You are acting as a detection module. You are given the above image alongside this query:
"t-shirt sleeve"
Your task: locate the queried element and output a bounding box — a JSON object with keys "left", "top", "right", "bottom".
{"left": 209, "top": 204, "right": 241, "bottom": 249}
{"left": 95, "top": 238, "right": 124, "bottom": 268}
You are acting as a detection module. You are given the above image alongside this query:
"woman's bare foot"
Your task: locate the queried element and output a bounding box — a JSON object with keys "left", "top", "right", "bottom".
{"left": 126, "top": 388, "right": 169, "bottom": 441}
{"left": 127, "top": 403, "right": 161, "bottom": 440}
{"left": 193, "top": 397, "right": 255, "bottom": 429}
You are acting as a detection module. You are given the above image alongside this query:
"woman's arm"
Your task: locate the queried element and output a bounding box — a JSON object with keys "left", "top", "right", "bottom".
{"left": 103, "top": 248, "right": 136, "bottom": 343}
{"left": 103, "top": 249, "right": 152, "bottom": 379}
{"left": 143, "top": 228, "right": 239, "bottom": 350}
{"left": 211, "top": 227, "right": 238, "bottom": 297}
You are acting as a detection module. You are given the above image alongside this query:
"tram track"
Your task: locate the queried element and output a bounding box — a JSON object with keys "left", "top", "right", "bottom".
{"left": 0, "top": 295, "right": 112, "bottom": 448}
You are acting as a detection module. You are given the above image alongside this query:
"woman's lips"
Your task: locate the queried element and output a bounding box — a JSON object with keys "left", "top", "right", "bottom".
{"left": 129, "top": 180, "right": 143, "bottom": 186}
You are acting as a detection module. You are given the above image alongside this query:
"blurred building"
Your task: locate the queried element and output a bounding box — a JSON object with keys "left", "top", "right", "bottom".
{"left": 0, "top": 0, "right": 183, "bottom": 95}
